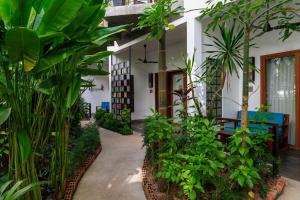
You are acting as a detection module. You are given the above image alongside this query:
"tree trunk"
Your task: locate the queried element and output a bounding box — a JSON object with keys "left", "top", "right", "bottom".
{"left": 241, "top": 27, "right": 250, "bottom": 144}
{"left": 158, "top": 31, "right": 167, "bottom": 116}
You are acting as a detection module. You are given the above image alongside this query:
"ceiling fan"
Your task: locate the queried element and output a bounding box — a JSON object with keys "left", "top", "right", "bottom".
{"left": 137, "top": 44, "right": 158, "bottom": 64}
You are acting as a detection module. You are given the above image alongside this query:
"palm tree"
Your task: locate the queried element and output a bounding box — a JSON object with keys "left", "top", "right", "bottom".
{"left": 202, "top": 23, "right": 244, "bottom": 117}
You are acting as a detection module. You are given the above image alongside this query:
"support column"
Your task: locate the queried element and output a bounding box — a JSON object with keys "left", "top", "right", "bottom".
{"left": 186, "top": 11, "right": 206, "bottom": 116}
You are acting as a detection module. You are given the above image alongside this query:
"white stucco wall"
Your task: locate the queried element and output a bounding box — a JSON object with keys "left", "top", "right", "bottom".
{"left": 81, "top": 75, "right": 110, "bottom": 114}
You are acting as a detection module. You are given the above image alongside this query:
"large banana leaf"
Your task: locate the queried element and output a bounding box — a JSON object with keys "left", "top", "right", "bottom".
{"left": 62, "top": 5, "right": 103, "bottom": 38}
{"left": 76, "top": 26, "right": 126, "bottom": 43}
{"left": 66, "top": 75, "right": 82, "bottom": 109}
{"left": 5, "top": 27, "right": 40, "bottom": 72}
{"left": 0, "top": 0, "right": 17, "bottom": 26}
{"left": 10, "top": 0, "right": 33, "bottom": 27}
{"left": 34, "top": 48, "right": 77, "bottom": 73}
{"left": 80, "top": 51, "right": 112, "bottom": 65}
{"left": 37, "top": 0, "right": 86, "bottom": 35}
{"left": 0, "top": 107, "right": 11, "bottom": 126}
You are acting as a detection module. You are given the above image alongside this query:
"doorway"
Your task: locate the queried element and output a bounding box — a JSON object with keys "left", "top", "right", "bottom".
{"left": 154, "top": 70, "right": 187, "bottom": 118}
{"left": 261, "top": 50, "right": 300, "bottom": 149}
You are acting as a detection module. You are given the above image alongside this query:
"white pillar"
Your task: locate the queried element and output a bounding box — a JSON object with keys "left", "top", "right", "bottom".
{"left": 186, "top": 11, "right": 206, "bottom": 115}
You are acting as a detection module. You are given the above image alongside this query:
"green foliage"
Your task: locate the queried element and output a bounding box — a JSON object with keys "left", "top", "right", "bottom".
{"left": 135, "top": 0, "right": 183, "bottom": 40}
{"left": 0, "top": 108, "right": 11, "bottom": 126}
{"left": 144, "top": 110, "right": 277, "bottom": 199}
{"left": 0, "top": 0, "right": 125, "bottom": 198}
{"left": 95, "top": 109, "right": 133, "bottom": 135}
{"left": 157, "top": 117, "right": 225, "bottom": 200}
{"left": 202, "top": 22, "right": 243, "bottom": 83}
{"left": 228, "top": 129, "right": 260, "bottom": 189}
{"left": 68, "top": 125, "right": 100, "bottom": 178}
{"left": 0, "top": 131, "right": 8, "bottom": 163}
{"left": 0, "top": 180, "right": 44, "bottom": 200}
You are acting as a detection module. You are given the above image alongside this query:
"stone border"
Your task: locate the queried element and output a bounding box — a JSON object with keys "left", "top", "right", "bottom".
{"left": 265, "top": 178, "right": 286, "bottom": 200}
{"left": 142, "top": 158, "right": 286, "bottom": 200}
{"left": 64, "top": 144, "right": 102, "bottom": 200}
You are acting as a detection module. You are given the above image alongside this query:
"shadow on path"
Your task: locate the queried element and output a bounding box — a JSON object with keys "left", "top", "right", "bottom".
{"left": 73, "top": 128, "right": 146, "bottom": 200}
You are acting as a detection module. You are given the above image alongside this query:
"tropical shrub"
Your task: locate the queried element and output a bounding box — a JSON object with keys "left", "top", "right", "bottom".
{"left": 143, "top": 111, "right": 174, "bottom": 167}
{"left": 95, "top": 109, "right": 133, "bottom": 135}
{"left": 68, "top": 125, "right": 100, "bottom": 178}
{"left": 157, "top": 117, "right": 226, "bottom": 199}
{"left": 0, "top": 0, "right": 124, "bottom": 198}
{"left": 0, "top": 180, "right": 43, "bottom": 200}
{"left": 144, "top": 111, "right": 277, "bottom": 200}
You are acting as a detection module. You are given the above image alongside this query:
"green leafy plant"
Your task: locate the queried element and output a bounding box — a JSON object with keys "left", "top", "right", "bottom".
{"left": 202, "top": 23, "right": 244, "bottom": 116}
{"left": 0, "top": 131, "right": 8, "bottom": 164}
{"left": 157, "top": 117, "right": 226, "bottom": 200}
{"left": 228, "top": 129, "right": 261, "bottom": 189}
{"left": 0, "top": 180, "right": 43, "bottom": 200}
{"left": 68, "top": 125, "right": 100, "bottom": 178}
{"left": 144, "top": 110, "right": 174, "bottom": 167}
{"left": 95, "top": 109, "right": 133, "bottom": 135}
{"left": 0, "top": 0, "right": 125, "bottom": 198}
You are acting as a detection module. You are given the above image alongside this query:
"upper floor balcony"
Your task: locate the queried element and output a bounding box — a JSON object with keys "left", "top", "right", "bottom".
{"left": 106, "top": 0, "right": 155, "bottom": 19}
{"left": 109, "top": 0, "right": 155, "bottom": 7}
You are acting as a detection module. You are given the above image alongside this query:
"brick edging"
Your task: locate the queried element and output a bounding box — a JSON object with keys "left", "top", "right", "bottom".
{"left": 142, "top": 159, "right": 167, "bottom": 200}
{"left": 265, "top": 178, "right": 286, "bottom": 200}
{"left": 142, "top": 158, "right": 286, "bottom": 200}
{"left": 64, "top": 144, "right": 102, "bottom": 200}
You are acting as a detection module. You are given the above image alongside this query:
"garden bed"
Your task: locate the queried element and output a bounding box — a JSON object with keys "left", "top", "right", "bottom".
{"left": 64, "top": 144, "right": 102, "bottom": 200}
{"left": 95, "top": 109, "right": 133, "bottom": 135}
{"left": 142, "top": 158, "right": 286, "bottom": 200}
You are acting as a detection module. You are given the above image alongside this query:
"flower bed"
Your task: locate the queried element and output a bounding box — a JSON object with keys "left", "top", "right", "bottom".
{"left": 142, "top": 158, "right": 286, "bottom": 200}
{"left": 142, "top": 112, "right": 287, "bottom": 200}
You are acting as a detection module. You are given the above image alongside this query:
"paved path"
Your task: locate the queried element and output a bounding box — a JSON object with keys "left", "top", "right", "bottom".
{"left": 278, "top": 177, "right": 300, "bottom": 200}
{"left": 73, "top": 128, "right": 146, "bottom": 200}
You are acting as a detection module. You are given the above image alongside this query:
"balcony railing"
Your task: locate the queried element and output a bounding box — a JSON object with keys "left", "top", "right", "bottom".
{"left": 110, "top": 0, "right": 155, "bottom": 7}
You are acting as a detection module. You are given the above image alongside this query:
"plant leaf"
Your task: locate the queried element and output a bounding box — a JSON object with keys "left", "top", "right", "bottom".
{"left": 0, "top": 107, "right": 11, "bottom": 126}
{"left": 5, "top": 27, "right": 40, "bottom": 72}
{"left": 17, "top": 131, "right": 32, "bottom": 162}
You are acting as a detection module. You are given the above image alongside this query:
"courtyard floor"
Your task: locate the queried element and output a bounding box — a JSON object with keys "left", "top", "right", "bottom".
{"left": 73, "top": 128, "right": 146, "bottom": 200}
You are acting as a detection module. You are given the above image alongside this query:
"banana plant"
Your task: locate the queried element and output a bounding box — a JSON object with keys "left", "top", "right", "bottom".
{"left": 0, "top": 180, "right": 43, "bottom": 200}
{"left": 0, "top": 0, "right": 125, "bottom": 199}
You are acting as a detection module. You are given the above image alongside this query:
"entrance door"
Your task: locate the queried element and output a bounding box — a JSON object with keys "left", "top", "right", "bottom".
{"left": 154, "top": 71, "right": 187, "bottom": 118}
{"left": 261, "top": 51, "right": 300, "bottom": 149}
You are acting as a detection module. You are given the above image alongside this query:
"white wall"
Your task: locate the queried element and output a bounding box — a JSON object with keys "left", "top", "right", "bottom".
{"left": 112, "top": 39, "right": 187, "bottom": 120}
{"left": 81, "top": 75, "right": 110, "bottom": 114}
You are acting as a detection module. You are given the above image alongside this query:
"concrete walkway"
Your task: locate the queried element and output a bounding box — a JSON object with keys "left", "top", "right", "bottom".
{"left": 73, "top": 128, "right": 146, "bottom": 200}
{"left": 278, "top": 177, "right": 300, "bottom": 200}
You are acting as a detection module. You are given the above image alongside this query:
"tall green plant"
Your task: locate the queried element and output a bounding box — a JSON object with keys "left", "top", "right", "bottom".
{"left": 136, "top": 0, "right": 183, "bottom": 116}
{"left": 202, "top": 23, "right": 244, "bottom": 116}
{"left": 0, "top": 0, "right": 125, "bottom": 198}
